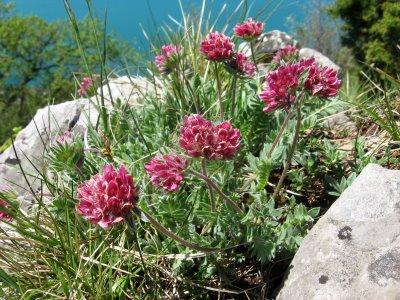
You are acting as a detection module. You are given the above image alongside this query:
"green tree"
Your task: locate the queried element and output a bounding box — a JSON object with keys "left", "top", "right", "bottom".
{"left": 329, "top": 0, "right": 400, "bottom": 75}
{"left": 0, "top": 1, "right": 140, "bottom": 145}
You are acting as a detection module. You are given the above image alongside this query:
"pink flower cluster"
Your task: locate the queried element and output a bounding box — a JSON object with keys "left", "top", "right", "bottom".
{"left": 77, "top": 164, "right": 137, "bottom": 229}
{"left": 259, "top": 58, "right": 341, "bottom": 112}
{"left": 0, "top": 199, "right": 12, "bottom": 221}
{"left": 153, "top": 18, "right": 263, "bottom": 78}
{"left": 305, "top": 63, "right": 341, "bottom": 98}
{"left": 56, "top": 130, "right": 73, "bottom": 144}
{"left": 200, "top": 32, "right": 234, "bottom": 62}
{"left": 259, "top": 63, "right": 302, "bottom": 113}
{"left": 145, "top": 154, "right": 188, "bottom": 192}
{"left": 155, "top": 44, "right": 181, "bottom": 74}
{"left": 179, "top": 114, "right": 240, "bottom": 160}
{"left": 227, "top": 52, "right": 256, "bottom": 77}
{"left": 272, "top": 44, "right": 299, "bottom": 63}
{"left": 234, "top": 18, "right": 264, "bottom": 41}
{"left": 78, "top": 77, "right": 92, "bottom": 97}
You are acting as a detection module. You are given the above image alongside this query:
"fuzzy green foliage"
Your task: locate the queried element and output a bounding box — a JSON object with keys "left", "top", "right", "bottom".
{"left": 329, "top": 0, "right": 400, "bottom": 75}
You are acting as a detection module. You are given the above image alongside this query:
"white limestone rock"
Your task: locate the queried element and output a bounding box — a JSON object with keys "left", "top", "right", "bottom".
{"left": 277, "top": 164, "right": 400, "bottom": 300}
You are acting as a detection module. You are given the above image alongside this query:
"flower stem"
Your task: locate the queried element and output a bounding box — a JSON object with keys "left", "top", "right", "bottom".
{"left": 201, "top": 159, "right": 215, "bottom": 212}
{"left": 250, "top": 41, "right": 258, "bottom": 73}
{"left": 139, "top": 209, "right": 218, "bottom": 252}
{"left": 189, "top": 169, "right": 243, "bottom": 214}
{"left": 267, "top": 109, "right": 293, "bottom": 158}
{"left": 214, "top": 62, "right": 224, "bottom": 119}
{"left": 272, "top": 104, "right": 302, "bottom": 199}
{"left": 230, "top": 76, "right": 238, "bottom": 118}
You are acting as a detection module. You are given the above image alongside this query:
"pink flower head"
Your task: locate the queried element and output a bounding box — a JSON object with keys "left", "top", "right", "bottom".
{"left": 0, "top": 199, "right": 12, "bottom": 221}
{"left": 77, "top": 164, "right": 137, "bottom": 229}
{"left": 155, "top": 44, "right": 181, "bottom": 74}
{"left": 78, "top": 77, "right": 92, "bottom": 97}
{"left": 226, "top": 52, "right": 256, "bottom": 77}
{"left": 179, "top": 114, "right": 241, "bottom": 159}
{"left": 234, "top": 18, "right": 264, "bottom": 41}
{"left": 299, "top": 59, "right": 341, "bottom": 98}
{"left": 259, "top": 63, "right": 302, "bottom": 113}
{"left": 312, "top": 66, "right": 341, "bottom": 97}
{"left": 200, "top": 32, "right": 234, "bottom": 62}
{"left": 272, "top": 44, "right": 299, "bottom": 63}
{"left": 145, "top": 154, "right": 188, "bottom": 192}
{"left": 179, "top": 114, "right": 214, "bottom": 158}
{"left": 56, "top": 130, "right": 73, "bottom": 144}
{"left": 213, "top": 121, "right": 241, "bottom": 159}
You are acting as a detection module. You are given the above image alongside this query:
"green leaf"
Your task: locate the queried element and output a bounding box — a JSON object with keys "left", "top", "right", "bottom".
{"left": 308, "top": 207, "right": 320, "bottom": 218}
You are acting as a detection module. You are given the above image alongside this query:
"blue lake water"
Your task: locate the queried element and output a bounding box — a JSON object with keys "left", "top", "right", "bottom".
{"left": 9, "top": 0, "right": 325, "bottom": 51}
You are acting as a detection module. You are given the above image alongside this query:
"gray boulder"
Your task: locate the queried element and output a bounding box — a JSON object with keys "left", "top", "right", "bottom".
{"left": 239, "top": 30, "right": 298, "bottom": 61}
{"left": 97, "top": 75, "right": 158, "bottom": 106}
{"left": 277, "top": 164, "right": 400, "bottom": 299}
{"left": 0, "top": 76, "right": 153, "bottom": 198}
{"left": 300, "top": 48, "right": 340, "bottom": 71}
{"left": 0, "top": 98, "right": 97, "bottom": 195}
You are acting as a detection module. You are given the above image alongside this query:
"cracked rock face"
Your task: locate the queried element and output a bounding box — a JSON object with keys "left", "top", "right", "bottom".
{"left": 277, "top": 164, "right": 400, "bottom": 300}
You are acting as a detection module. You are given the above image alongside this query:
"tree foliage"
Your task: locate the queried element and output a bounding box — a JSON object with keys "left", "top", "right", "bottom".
{"left": 0, "top": 1, "right": 139, "bottom": 145}
{"left": 329, "top": 0, "right": 400, "bottom": 75}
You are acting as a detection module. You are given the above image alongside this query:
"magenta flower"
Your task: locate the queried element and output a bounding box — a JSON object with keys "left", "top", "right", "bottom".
{"left": 226, "top": 52, "right": 256, "bottom": 76}
{"left": 155, "top": 44, "right": 181, "bottom": 74}
{"left": 78, "top": 77, "right": 92, "bottom": 97}
{"left": 145, "top": 154, "right": 188, "bottom": 192}
{"left": 77, "top": 164, "right": 137, "bottom": 229}
{"left": 272, "top": 44, "right": 299, "bottom": 63}
{"left": 298, "top": 59, "right": 341, "bottom": 98}
{"left": 179, "top": 114, "right": 214, "bottom": 158}
{"left": 307, "top": 66, "right": 340, "bottom": 98}
{"left": 259, "top": 63, "right": 302, "bottom": 113}
{"left": 234, "top": 18, "right": 264, "bottom": 41}
{"left": 179, "top": 114, "right": 241, "bottom": 159}
{"left": 0, "top": 199, "right": 12, "bottom": 221}
{"left": 56, "top": 130, "right": 73, "bottom": 144}
{"left": 312, "top": 66, "right": 341, "bottom": 97}
{"left": 200, "top": 32, "right": 234, "bottom": 62}
{"left": 213, "top": 121, "right": 241, "bottom": 159}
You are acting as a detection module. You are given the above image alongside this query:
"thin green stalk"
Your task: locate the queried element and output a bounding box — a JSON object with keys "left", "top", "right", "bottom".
{"left": 249, "top": 40, "right": 258, "bottom": 72}
{"left": 267, "top": 109, "right": 293, "bottom": 158}
{"left": 189, "top": 170, "right": 243, "bottom": 214}
{"left": 201, "top": 159, "right": 215, "bottom": 212}
{"left": 214, "top": 62, "right": 224, "bottom": 119}
{"left": 183, "top": 74, "right": 201, "bottom": 113}
{"left": 272, "top": 104, "right": 302, "bottom": 199}
{"left": 138, "top": 209, "right": 218, "bottom": 252}
{"left": 230, "top": 76, "right": 238, "bottom": 118}
{"left": 179, "top": 52, "right": 201, "bottom": 113}
{"left": 128, "top": 110, "right": 151, "bottom": 155}
{"left": 130, "top": 223, "right": 149, "bottom": 280}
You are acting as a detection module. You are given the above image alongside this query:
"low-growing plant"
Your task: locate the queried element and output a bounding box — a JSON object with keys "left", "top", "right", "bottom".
{"left": 0, "top": 0, "right": 375, "bottom": 298}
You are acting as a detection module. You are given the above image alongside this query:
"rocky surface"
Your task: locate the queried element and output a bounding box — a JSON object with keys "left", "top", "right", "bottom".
{"left": 277, "top": 164, "right": 400, "bottom": 300}
{"left": 0, "top": 76, "right": 153, "bottom": 201}
{"left": 0, "top": 99, "right": 95, "bottom": 195}
{"left": 239, "top": 30, "right": 298, "bottom": 61}
{"left": 98, "top": 75, "right": 157, "bottom": 106}
{"left": 299, "top": 48, "right": 340, "bottom": 71}
{"left": 239, "top": 30, "right": 340, "bottom": 77}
